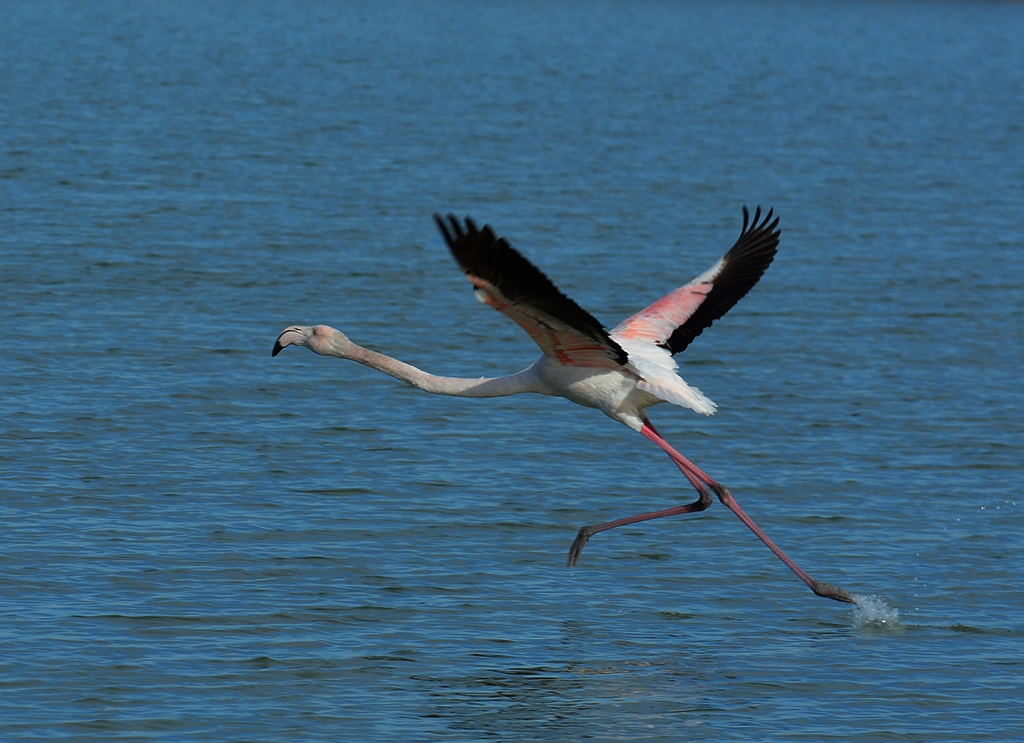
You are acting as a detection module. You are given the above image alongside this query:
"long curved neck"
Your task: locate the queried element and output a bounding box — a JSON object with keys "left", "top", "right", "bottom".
{"left": 343, "top": 343, "right": 547, "bottom": 399}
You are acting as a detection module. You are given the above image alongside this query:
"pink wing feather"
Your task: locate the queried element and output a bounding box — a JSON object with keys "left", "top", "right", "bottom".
{"left": 612, "top": 279, "right": 716, "bottom": 347}
{"left": 465, "top": 275, "right": 626, "bottom": 367}
{"left": 614, "top": 206, "right": 780, "bottom": 356}
{"left": 435, "top": 214, "right": 628, "bottom": 369}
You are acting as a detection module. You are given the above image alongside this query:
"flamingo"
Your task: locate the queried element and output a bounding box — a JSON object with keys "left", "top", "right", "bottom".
{"left": 273, "top": 208, "right": 855, "bottom": 604}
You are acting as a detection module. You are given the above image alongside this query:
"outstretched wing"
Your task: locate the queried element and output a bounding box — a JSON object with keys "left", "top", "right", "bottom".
{"left": 611, "top": 206, "right": 780, "bottom": 355}
{"left": 435, "top": 214, "right": 628, "bottom": 368}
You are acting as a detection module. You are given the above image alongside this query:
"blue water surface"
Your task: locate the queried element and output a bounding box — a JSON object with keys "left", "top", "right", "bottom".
{"left": 2, "top": 1, "right": 1023, "bottom": 741}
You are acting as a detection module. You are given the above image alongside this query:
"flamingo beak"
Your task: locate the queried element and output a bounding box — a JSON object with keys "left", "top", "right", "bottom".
{"left": 272, "top": 326, "right": 309, "bottom": 357}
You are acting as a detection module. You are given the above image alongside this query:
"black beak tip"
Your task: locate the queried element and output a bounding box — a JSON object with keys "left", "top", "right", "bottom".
{"left": 271, "top": 342, "right": 283, "bottom": 357}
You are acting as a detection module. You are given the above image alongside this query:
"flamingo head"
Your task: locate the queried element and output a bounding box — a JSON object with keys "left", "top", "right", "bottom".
{"left": 272, "top": 325, "right": 353, "bottom": 358}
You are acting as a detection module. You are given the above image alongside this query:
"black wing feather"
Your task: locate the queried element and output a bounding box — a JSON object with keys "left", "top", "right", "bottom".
{"left": 663, "top": 206, "right": 780, "bottom": 355}
{"left": 433, "top": 214, "right": 628, "bottom": 365}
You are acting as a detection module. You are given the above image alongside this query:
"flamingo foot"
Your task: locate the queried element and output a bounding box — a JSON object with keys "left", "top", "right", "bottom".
{"left": 567, "top": 526, "right": 593, "bottom": 567}
{"left": 810, "top": 580, "right": 857, "bottom": 604}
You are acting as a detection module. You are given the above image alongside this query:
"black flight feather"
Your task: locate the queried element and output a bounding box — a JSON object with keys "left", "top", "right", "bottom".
{"left": 662, "top": 206, "right": 780, "bottom": 356}
{"left": 434, "top": 214, "right": 628, "bottom": 366}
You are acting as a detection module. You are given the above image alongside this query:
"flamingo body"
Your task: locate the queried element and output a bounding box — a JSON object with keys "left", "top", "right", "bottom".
{"left": 273, "top": 208, "right": 856, "bottom": 604}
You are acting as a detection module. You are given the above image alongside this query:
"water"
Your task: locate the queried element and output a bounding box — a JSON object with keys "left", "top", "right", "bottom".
{"left": 2, "top": 1, "right": 1023, "bottom": 740}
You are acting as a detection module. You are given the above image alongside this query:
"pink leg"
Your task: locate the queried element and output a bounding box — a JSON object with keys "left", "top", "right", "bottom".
{"left": 566, "top": 472, "right": 712, "bottom": 567}
{"left": 568, "top": 419, "right": 855, "bottom": 604}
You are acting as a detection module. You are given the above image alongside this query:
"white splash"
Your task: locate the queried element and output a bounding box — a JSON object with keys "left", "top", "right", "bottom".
{"left": 851, "top": 594, "right": 901, "bottom": 628}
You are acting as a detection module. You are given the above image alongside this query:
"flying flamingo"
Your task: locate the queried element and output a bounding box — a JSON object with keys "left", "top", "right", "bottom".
{"left": 273, "top": 208, "right": 855, "bottom": 604}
